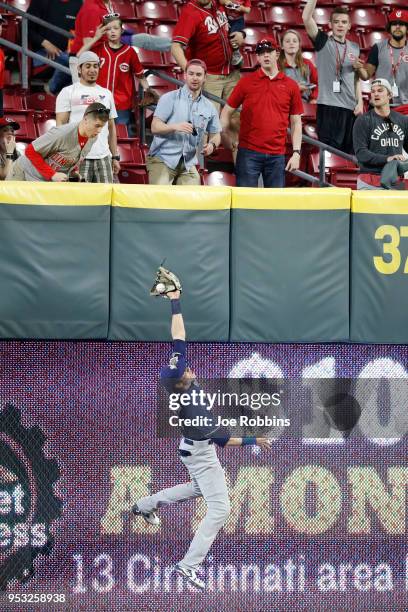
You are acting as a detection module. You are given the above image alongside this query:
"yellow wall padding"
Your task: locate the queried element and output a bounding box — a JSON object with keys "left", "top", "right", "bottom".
{"left": 0, "top": 182, "right": 113, "bottom": 206}
{"left": 232, "top": 187, "right": 351, "bottom": 210}
{"left": 112, "top": 184, "right": 231, "bottom": 210}
{"left": 352, "top": 191, "right": 408, "bottom": 215}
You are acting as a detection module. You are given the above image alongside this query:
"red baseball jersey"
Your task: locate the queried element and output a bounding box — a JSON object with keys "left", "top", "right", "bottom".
{"left": 173, "top": 0, "right": 232, "bottom": 76}
{"left": 93, "top": 42, "right": 144, "bottom": 111}
{"left": 0, "top": 47, "right": 4, "bottom": 89}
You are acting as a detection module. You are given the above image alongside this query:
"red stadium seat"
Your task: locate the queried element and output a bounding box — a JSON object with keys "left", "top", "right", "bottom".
{"left": 349, "top": 8, "right": 387, "bottom": 31}
{"left": 117, "top": 142, "right": 146, "bottom": 166}
{"left": 25, "top": 92, "right": 56, "bottom": 114}
{"left": 115, "top": 123, "right": 130, "bottom": 139}
{"left": 149, "top": 24, "right": 174, "bottom": 40}
{"left": 360, "top": 31, "right": 387, "bottom": 52}
{"left": 135, "top": 1, "right": 178, "bottom": 24}
{"left": 312, "top": 7, "right": 332, "bottom": 28}
{"left": 35, "top": 118, "right": 56, "bottom": 137}
{"left": 245, "top": 6, "right": 266, "bottom": 27}
{"left": 264, "top": 6, "right": 303, "bottom": 29}
{"left": 134, "top": 48, "right": 167, "bottom": 68}
{"left": 114, "top": 0, "right": 137, "bottom": 20}
{"left": 243, "top": 27, "right": 270, "bottom": 48}
{"left": 145, "top": 72, "right": 178, "bottom": 96}
{"left": 202, "top": 171, "right": 236, "bottom": 186}
{"left": 302, "top": 50, "right": 317, "bottom": 64}
{"left": 5, "top": 0, "right": 29, "bottom": 11}
{"left": 7, "top": 113, "right": 37, "bottom": 140}
{"left": 330, "top": 169, "right": 358, "bottom": 189}
{"left": 302, "top": 102, "right": 317, "bottom": 122}
{"left": 3, "top": 92, "right": 25, "bottom": 112}
{"left": 303, "top": 123, "right": 318, "bottom": 141}
{"left": 2, "top": 16, "right": 20, "bottom": 45}
{"left": 118, "top": 167, "right": 149, "bottom": 184}
{"left": 308, "top": 151, "right": 357, "bottom": 176}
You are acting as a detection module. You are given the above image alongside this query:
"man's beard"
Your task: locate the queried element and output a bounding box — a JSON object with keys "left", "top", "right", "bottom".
{"left": 392, "top": 32, "right": 405, "bottom": 42}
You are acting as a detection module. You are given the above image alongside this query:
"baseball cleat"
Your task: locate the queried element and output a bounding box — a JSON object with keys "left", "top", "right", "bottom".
{"left": 132, "top": 504, "right": 161, "bottom": 526}
{"left": 175, "top": 563, "right": 205, "bottom": 590}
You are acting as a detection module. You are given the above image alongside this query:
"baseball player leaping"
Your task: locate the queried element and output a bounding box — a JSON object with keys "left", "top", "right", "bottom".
{"left": 132, "top": 266, "right": 272, "bottom": 590}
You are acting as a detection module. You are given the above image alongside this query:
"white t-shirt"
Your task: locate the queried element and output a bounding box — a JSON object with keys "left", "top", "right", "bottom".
{"left": 56, "top": 82, "right": 117, "bottom": 159}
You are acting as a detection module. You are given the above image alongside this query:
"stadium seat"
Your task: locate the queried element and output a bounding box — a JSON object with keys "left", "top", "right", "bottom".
{"left": 114, "top": 0, "right": 137, "bottom": 20}
{"left": 302, "top": 102, "right": 317, "bottom": 122}
{"left": 308, "top": 151, "right": 357, "bottom": 177}
{"left": 135, "top": 48, "right": 167, "bottom": 68}
{"left": 115, "top": 124, "right": 130, "bottom": 139}
{"left": 349, "top": 8, "right": 387, "bottom": 31}
{"left": 5, "top": 0, "right": 29, "bottom": 11}
{"left": 118, "top": 167, "right": 149, "bottom": 184}
{"left": 312, "top": 7, "right": 332, "bottom": 28}
{"left": 264, "top": 6, "right": 303, "bottom": 29}
{"left": 3, "top": 92, "right": 25, "bottom": 112}
{"left": 135, "top": 2, "right": 178, "bottom": 24}
{"left": 145, "top": 72, "right": 178, "bottom": 96}
{"left": 302, "top": 50, "right": 317, "bottom": 64}
{"left": 243, "top": 28, "right": 270, "bottom": 48}
{"left": 149, "top": 24, "right": 174, "bottom": 40}
{"left": 303, "top": 123, "right": 318, "bottom": 141}
{"left": 360, "top": 31, "right": 387, "bottom": 52}
{"left": 330, "top": 169, "right": 358, "bottom": 189}
{"left": 245, "top": 6, "right": 266, "bottom": 27}
{"left": 35, "top": 118, "right": 56, "bottom": 137}
{"left": 2, "top": 16, "right": 20, "bottom": 45}
{"left": 7, "top": 113, "right": 36, "bottom": 140}
{"left": 25, "top": 92, "right": 56, "bottom": 114}
{"left": 202, "top": 171, "right": 236, "bottom": 186}
{"left": 117, "top": 142, "right": 146, "bottom": 166}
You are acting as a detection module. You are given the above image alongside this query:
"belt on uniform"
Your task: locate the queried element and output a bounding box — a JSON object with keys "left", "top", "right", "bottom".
{"left": 183, "top": 438, "right": 213, "bottom": 445}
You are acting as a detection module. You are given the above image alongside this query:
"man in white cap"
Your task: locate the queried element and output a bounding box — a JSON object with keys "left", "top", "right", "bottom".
{"left": 56, "top": 50, "right": 120, "bottom": 183}
{"left": 353, "top": 78, "right": 408, "bottom": 189}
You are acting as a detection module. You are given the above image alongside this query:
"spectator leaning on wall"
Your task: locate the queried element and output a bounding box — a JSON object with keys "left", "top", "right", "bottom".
{"left": 6, "top": 103, "right": 109, "bottom": 182}
{"left": 302, "top": 1, "right": 363, "bottom": 154}
{"left": 354, "top": 9, "right": 408, "bottom": 107}
{"left": 56, "top": 51, "right": 120, "bottom": 183}
{"left": 147, "top": 59, "right": 221, "bottom": 186}
{"left": 27, "top": 0, "right": 82, "bottom": 95}
{"left": 220, "top": 37, "right": 303, "bottom": 188}
{"left": 0, "top": 118, "right": 20, "bottom": 180}
{"left": 353, "top": 78, "right": 408, "bottom": 190}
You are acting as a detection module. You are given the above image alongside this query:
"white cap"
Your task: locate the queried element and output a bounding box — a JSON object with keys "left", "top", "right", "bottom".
{"left": 78, "top": 51, "right": 100, "bottom": 66}
{"left": 371, "top": 78, "right": 393, "bottom": 96}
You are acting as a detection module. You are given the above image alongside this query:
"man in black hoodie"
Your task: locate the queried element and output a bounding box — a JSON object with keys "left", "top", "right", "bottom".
{"left": 27, "top": 0, "right": 82, "bottom": 94}
{"left": 353, "top": 78, "right": 408, "bottom": 189}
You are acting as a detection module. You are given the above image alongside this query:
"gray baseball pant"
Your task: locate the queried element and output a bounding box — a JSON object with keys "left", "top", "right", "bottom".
{"left": 137, "top": 438, "right": 230, "bottom": 570}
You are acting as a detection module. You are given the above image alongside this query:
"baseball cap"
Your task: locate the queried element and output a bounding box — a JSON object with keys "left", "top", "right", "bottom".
{"left": 185, "top": 58, "right": 207, "bottom": 73}
{"left": 255, "top": 36, "right": 278, "bottom": 55}
{"left": 388, "top": 9, "right": 408, "bottom": 25}
{"left": 0, "top": 117, "right": 20, "bottom": 131}
{"left": 371, "top": 78, "right": 393, "bottom": 95}
{"left": 83, "top": 102, "right": 110, "bottom": 117}
{"left": 78, "top": 51, "right": 100, "bottom": 67}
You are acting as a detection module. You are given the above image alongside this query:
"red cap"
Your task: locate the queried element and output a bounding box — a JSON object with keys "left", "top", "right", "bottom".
{"left": 388, "top": 9, "right": 408, "bottom": 25}
{"left": 255, "top": 36, "right": 279, "bottom": 54}
{"left": 0, "top": 117, "right": 20, "bottom": 131}
{"left": 185, "top": 58, "right": 207, "bottom": 73}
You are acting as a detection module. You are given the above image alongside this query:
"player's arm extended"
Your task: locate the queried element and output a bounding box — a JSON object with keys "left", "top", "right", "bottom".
{"left": 226, "top": 437, "right": 272, "bottom": 449}
{"left": 167, "top": 289, "right": 185, "bottom": 341}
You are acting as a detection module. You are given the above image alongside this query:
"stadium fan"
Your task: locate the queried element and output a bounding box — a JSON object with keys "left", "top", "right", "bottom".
{"left": 354, "top": 9, "right": 408, "bottom": 107}
{"left": 220, "top": 37, "right": 303, "bottom": 188}
{"left": 219, "top": 0, "right": 251, "bottom": 66}
{"left": 27, "top": 0, "right": 82, "bottom": 95}
{"left": 0, "top": 117, "right": 20, "bottom": 180}
{"left": 6, "top": 103, "right": 109, "bottom": 182}
{"left": 0, "top": 15, "right": 6, "bottom": 117}
{"left": 353, "top": 78, "right": 408, "bottom": 190}
{"left": 278, "top": 29, "right": 318, "bottom": 104}
{"left": 56, "top": 51, "right": 120, "bottom": 183}
{"left": 146, "top": 59, "right": 221, "bottom": 186}
{"left": 302, "top": 1, "right": 363, "bottom": 154}
{"left": 77, "top": 15, "right": 158, "bottom": 137}
{"left": 171, "top": 0, "right": 245, "bottom": 113}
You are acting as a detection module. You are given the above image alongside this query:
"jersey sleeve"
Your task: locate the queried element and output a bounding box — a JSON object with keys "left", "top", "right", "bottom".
{"left": 173, "top": 7, "right": 197, "bottom": 46}
{"left": 367, "top": 44, "right": 379, "bottom": 68}
{"left": 313, "top": 30, "right": 328, "bottom": 52}
{"left": 160, "top": 339, "right": 187, "bottom": 391}
{"left": 129, "top": 47, "right": 145, "bottom": 78}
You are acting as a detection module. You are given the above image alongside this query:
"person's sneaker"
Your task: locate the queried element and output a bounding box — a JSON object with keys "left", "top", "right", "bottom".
{"left": 132, "top": 504, "right": 161, "bottom": 526}
{"left": 175, "top": 563, "right": 205, "bottom": 590}
{"left": 231, "top": 49, "right": 243, "bottom": 66}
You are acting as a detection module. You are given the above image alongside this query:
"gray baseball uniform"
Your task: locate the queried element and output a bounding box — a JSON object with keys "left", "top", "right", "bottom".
{"left": 136, "top": 339, "right": 231, "bottom": 572}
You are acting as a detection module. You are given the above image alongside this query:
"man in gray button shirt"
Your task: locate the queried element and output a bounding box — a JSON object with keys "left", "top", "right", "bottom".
{"left": 147, "top": 59, "right": 221, "bottom": 185}
{"left": 303, "top": 1, "right": 363, "bottom": 153}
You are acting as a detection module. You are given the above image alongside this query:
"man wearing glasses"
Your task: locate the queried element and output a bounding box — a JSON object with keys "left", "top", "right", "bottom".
{"left": 220, "top": 37, "right": 303, "bottom": 187}
{"left": 353, "top": 78, "right": 408, "bottom": 190}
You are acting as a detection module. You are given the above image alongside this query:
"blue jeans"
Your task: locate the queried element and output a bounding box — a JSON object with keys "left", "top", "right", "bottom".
{"left": 33, "top": 49, "right": 71, "bottom": 94}
{"left": 236, "top": 147, "right": 286, "bottom": 187}
{"left": 115, "top": 110, "right": 136, "bottom": 137}
{"left": 121, "top": 32, "right": 172, "bottom": 52}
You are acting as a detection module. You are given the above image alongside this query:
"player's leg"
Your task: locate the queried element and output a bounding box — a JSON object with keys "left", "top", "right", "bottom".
{"left": 178, "top": 453, "right": 230, "bottom": 571}
{"left": 132, "top": 478, "right": 201, "bottom": 525}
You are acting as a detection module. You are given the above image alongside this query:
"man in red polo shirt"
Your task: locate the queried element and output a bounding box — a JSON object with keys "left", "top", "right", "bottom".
{"left": 171, "top": 0, "right": 245, "bottom": 112}
{"left": 221, "top": 37, "right": 303, "bottom": 187}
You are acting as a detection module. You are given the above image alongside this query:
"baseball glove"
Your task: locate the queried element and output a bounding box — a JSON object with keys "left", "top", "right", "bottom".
{"left": 139, "top": 88, "right": 160, "bottom": 108}
{"left": 150, "top": 263, "right": 182, "bottom": 297}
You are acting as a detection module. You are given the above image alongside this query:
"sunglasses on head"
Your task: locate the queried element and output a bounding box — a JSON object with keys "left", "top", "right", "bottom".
{"left": 102, "top": 12, "right": 120, "bottom": 23}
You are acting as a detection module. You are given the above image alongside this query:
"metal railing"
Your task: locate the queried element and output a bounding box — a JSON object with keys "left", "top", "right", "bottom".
{"left": 0, "top": 1, "right": 72, "bottom": 89}
{"left": 143, "top": 68, "right": 358, "bottom": 187}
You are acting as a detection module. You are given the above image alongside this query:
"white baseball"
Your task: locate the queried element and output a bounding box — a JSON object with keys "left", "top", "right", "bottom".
{"left": 156, "top": 283, "right": 166, "bottom": 293}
